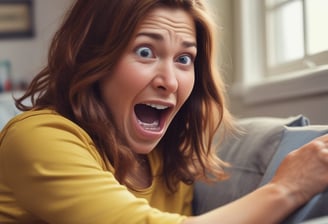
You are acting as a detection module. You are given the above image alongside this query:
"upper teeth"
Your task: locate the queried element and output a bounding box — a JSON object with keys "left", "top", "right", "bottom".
{"left": 146, "top": 103, "right": 168, "bottom": 110}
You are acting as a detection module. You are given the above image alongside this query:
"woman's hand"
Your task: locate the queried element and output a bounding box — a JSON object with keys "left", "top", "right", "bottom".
{"left": 270, "top": 134, "right": 328, "bottom": 206}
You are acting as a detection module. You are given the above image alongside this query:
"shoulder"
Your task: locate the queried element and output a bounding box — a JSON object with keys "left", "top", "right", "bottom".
{"left": 1, "top": 109, "right": 93, "bottom": 145}
{"left": 0, "top": 109, "right": 108, "bottom": 173}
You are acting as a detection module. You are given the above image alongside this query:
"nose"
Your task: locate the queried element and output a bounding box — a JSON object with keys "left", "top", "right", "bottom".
{"left": 152, "top": 61, "right": 178, "bottom": 94}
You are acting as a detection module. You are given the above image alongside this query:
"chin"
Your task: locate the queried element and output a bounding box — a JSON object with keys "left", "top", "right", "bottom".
{"left": 133, "top": 145, "right": 157, "bottom": 154}
{"left": 128, "top": 140, "right": 160, "bottom": 155}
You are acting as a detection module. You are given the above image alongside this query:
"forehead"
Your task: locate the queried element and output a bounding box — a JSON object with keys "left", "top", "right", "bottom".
{"left": 136, "top": 7, "right": 196, "bottom": 40}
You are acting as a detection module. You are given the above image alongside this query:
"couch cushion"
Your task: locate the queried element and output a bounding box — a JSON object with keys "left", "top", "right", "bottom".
{"left": 193, "top": 115, "right": 310, "bottom": 215}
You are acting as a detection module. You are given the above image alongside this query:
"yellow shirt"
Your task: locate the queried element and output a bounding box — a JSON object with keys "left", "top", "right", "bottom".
{"left": 0, "top": 109, "right": 192, "bottom": 223}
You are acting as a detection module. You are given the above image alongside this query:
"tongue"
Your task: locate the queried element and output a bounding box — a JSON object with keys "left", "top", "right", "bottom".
{"left": 135, "top": 104, "right": 159, "bottom": 124}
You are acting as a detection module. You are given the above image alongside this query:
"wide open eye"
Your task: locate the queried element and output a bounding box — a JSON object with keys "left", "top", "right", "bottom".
{"left": 135, "top": 46, "right": 154, "bottom": 58}
{"left": 176, "top": 55, "right": 193, "bottom": 65}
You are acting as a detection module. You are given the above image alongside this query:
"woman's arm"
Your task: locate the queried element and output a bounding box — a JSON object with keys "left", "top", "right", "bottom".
{"left": 185, "top": 135, "right": 328, "bottom": 224}
{"left": 188, "top": 183, "right": 295, "bottom": 224}
{"left": 0, "top": 113, "right": 186, "bottom": 224}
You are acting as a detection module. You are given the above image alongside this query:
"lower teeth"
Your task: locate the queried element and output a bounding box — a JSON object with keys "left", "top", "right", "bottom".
{"left": 137, "top": 120, "right": 160, "bottom": 130}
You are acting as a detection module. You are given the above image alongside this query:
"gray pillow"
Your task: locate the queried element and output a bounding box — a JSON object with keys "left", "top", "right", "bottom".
{"left": 193, "top": 115, "right": 310, "bottom": 215}
{"left": 259, "top": 125, "right": 328, "bottom": 223}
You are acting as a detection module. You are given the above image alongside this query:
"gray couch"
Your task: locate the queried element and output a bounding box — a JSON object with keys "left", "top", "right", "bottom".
{"left": 1, "top": 92, "right": 328, "bottom": 223}
{"left": 193, "top": 115, "right": 328, "bottom": 223}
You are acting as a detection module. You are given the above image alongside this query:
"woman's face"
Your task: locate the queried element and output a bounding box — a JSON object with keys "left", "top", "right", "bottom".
{"left": 100, "top": 7, "right": 196, "bottom": 154}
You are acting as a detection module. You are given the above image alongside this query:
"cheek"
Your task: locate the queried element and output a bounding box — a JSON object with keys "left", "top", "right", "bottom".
{"left": 114, "top": 61, "right": 149, "bottom": 91}
{"left": 102, "top": 64, "right": 139, "bottom": 98}
{"left": 180, "top": 73, "right": 195, "bottom": 101}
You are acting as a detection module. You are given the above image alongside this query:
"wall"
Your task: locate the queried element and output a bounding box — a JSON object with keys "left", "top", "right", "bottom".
{"left": 230, "top": 91, "right": 328, "bottom": 125}
{"left": 0, "top": 0, "right": 73, "bottom": 86}
{"left": 207, "top": 0, "right": 234, "bottom": 86}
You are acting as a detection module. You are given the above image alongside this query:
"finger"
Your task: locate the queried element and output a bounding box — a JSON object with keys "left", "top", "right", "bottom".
{"left": 320, "top": 146, "right": 328, "bottom": 154}
{"left": 314, "top": 140, "right": 328, "bottom": 164}
{"left": 316, "top": 134, "right": 328, "bottom": 145}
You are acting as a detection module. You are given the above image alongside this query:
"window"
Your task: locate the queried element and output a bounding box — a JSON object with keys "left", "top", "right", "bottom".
{"left": 232, "top": 0, "right": 328, "bottom": 104}
{"left": 265, "top": 0, "right": 328, "bottom": 76}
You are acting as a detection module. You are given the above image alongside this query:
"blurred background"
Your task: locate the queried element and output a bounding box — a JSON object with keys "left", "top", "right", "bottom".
{"left": 0, "top": 0, "right": 327, "bottom": 124}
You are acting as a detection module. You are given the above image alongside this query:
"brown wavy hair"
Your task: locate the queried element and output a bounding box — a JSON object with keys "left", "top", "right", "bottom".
{"left": 15, "top": 0, "right": 235, "bottom": 192}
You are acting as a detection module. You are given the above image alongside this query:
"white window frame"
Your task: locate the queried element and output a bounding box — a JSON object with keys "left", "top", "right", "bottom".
{"left": 231, "top": 0, "right": 328, "bottom": 105}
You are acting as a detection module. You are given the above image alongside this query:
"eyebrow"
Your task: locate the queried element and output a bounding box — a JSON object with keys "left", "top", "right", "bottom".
{"left": 136, "top": 32, "right": 197, "bottom": 48}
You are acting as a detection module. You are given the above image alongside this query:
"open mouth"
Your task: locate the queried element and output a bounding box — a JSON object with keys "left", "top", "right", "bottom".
{"left": 134, "top": 103, "right": 170, "bottom": 131}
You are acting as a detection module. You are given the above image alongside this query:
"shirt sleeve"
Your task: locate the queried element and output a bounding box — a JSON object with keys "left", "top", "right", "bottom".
{"left": 0, "top": 114, "right": 187, "bottom": 224}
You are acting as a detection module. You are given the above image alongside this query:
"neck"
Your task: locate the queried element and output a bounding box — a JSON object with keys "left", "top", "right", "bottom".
{"left": 129, "top": 154, "right": 152, "bottom": 189}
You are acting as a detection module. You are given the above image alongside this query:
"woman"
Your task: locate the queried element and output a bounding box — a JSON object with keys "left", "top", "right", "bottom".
{"left": 0, "top": 0, "right": 328, "bottom": 223}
